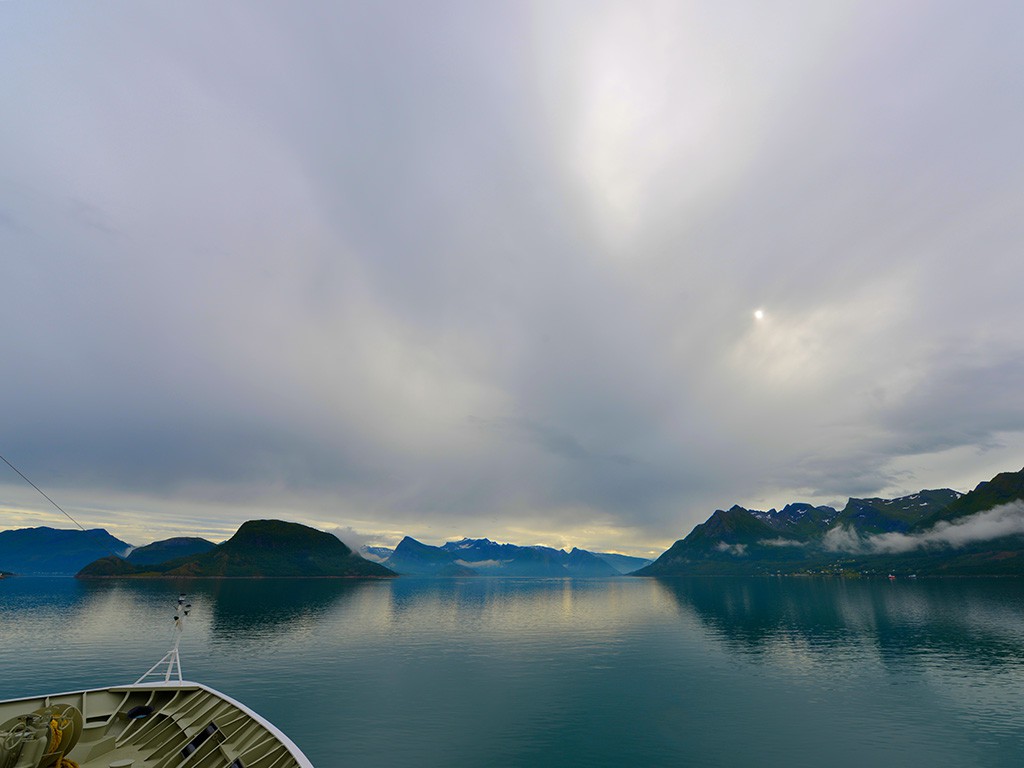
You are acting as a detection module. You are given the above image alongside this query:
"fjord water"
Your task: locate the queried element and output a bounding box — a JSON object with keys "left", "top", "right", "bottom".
{"left": 2, "top": 577, "right": 1023, "bottom": 767}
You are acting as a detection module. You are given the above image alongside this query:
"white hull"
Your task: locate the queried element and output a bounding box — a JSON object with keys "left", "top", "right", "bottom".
{"left": 0, "top": 681, "right": 314, "bottom": 768}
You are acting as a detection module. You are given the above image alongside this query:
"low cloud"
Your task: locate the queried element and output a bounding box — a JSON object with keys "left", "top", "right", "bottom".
{"left": 758, "top": 537, "right": 806, "bottom": 548}
{"left": 330, "top": 526, "right": 375, "bottom": 552}
{"left": 716, "top": 542, "right": 748, "bottom": 557}
{"left": 824, "top": 502, "right": 1024, "bottom": 554}
{"left": 822, "top": 526, "right": 867, "bottom": 553}
{"left": 454, "top": 559, "right": 504, "bottom": 568}
{"left": 358, "top": 547, "right": 389, "bottom": 563}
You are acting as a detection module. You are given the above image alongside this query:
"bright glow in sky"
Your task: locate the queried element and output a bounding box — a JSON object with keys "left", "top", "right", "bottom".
{"left": 1, "top": 1, "right": 1023, "bottom": 555}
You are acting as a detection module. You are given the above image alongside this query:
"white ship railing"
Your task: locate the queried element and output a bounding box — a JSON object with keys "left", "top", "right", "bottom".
{"left": 134, "top": 593, "right": 190, "bottom": 684}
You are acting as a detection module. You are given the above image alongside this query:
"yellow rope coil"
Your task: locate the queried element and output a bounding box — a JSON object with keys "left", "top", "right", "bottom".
{"left": 48, "top": 717, "right": 79, "bottom": 768}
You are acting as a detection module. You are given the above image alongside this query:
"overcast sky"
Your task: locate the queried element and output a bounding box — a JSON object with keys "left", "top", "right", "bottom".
{"left": 2, "top": 1, "right": 1023, "bottom": 555}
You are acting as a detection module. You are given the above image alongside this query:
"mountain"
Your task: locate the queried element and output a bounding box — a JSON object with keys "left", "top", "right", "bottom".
{"left": 368, "top": 541, "right": 648, "bottom": 574}
{"left": 636, "top": 468, "right": 1024, "bottom": 577}
{"left": 751, "top": 503, "right": 840, "bottom": 537}
{"left": 917, "top": 469, "right": 1024, "bottom": 527}
{"left": 684, "top": 505, "right": 781, "bottom": 549}
{"left": 384, "top": 536, "right": 620, "bottom": 576}
{"left": 77, "top": 556, "right": 145, "bottom": 577}
{"left": 830, "top": 489, "right": 960, "bottom": 534}
{"left": 635, "top": 505, "right": 798, "bottom": 576}
{"left": 593, "top": 552, "right": 654, "bottom": 574}
{"left": 77, "top": 520, "right": 396, "bottom": 578}
{"left": 565, "top": 547, "right": 621, "bottom": 576}
{"left": 0, "top": 527, "right": 131, "bottom": 575}
{"left": 126, "top": 537, "right": 217, "bottom": 566}
{"left": 385, "top": 536, "right": 477, "bottom": 577}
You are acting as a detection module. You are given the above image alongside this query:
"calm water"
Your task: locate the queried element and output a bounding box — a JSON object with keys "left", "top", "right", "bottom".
{"left": 2, "top": 576, "right": 1024, "bottom": 767}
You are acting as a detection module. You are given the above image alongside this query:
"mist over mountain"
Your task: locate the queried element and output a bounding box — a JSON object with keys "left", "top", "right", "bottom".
{"left": 13, "top": 468, "right": 1022, "bottom": 580}
{"left": 637, "top": 467, "right": 1024, "bottom": 576}
{"left": 358, "top": 546, "right": 396, "bottom": 563}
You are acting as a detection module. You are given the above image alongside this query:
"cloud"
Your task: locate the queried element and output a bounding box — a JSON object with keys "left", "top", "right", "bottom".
{"left": 822, "top": 526, "right": 869, "bottom": 554}
{"left": 824, "top": 502, "right": 1024, "bottom": 555}
{"left": 454, "top": 559, "right": 503, "bottom": 569}
{"left": 329, "top": 526, "right": 377, "bottom": 553}
{"left": 715, "top": 542, "right": 748, "bottom": 557}
{"left": 1, "top": 2, "right": 1024, "bottom": 552}
{"left": 759, "top": 538, "right": 807, "bottom": 548}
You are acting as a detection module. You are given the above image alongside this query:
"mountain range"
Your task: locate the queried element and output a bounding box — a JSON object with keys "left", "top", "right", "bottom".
{"left": 1, "top": 522, "right": 650, "bottom": 579}
{"left": 4, "top": 465, "right": 1023, "bottom": 579}
{"left": 76, "top": 520, "right": 394, "bottom": 578}
{"left": 637, "top": 467, "right": 1024, "bottom": 576}
{"left": 379, "top": 537, "right": 651, "bottom": 576}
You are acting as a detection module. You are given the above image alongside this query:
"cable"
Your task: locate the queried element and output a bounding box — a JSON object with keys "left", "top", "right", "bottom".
{"left": 0, "top": 452, "right": 88, "bottom": 532}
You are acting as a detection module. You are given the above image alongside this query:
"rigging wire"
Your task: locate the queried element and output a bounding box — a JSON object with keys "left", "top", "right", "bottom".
{"left": 0, "top": 452, "right": 88, "bottom": 532}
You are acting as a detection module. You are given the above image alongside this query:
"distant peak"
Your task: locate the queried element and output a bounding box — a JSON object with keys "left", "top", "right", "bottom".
{"left": 442, "top": 537, "right": 498, "bottom": 550}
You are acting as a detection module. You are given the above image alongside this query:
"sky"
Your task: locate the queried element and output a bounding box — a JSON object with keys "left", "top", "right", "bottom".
{"left": 1, "top": 1, "right": 1023, "bottom": 556}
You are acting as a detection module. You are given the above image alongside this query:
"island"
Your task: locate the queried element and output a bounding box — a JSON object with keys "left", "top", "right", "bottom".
{"left": 77, "top": 519, "right": 396, "bottom": 578}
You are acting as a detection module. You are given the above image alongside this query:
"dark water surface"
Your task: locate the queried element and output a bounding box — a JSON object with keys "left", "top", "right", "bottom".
{"left": 2, "top": 576, "right": 1024, "bottom": 767}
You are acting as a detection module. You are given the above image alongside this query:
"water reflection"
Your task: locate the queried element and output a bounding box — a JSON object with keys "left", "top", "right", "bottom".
{"left": 0, "top": 578, "right": 382, "bottom": 671}
{"left": 654, "top": 576, "right": 1024, "bottom": 666}
{"left": 5, "top": 576, "right": 1024, "bottom": 766}
{"left": 197, "top": 579, "right": 370, "bottom": 641}
{"left": 382, "top": 577, "right": 666, "bottom": 641}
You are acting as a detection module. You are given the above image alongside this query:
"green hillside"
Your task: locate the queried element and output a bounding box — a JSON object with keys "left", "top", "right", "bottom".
{"left": 636, "top": 507, "right": 803, "bottom": 576}
{"left": 916, "top": 469, "right": 1024, "bottom": 528}
{"left": 126, "top": 536, "right": 216, "bottom": 566}
{"left": 686, "top": 506, "right": 780, "bottom": 547}
{"left": 832, "top": 489, "right": 961, "bottom": 534}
